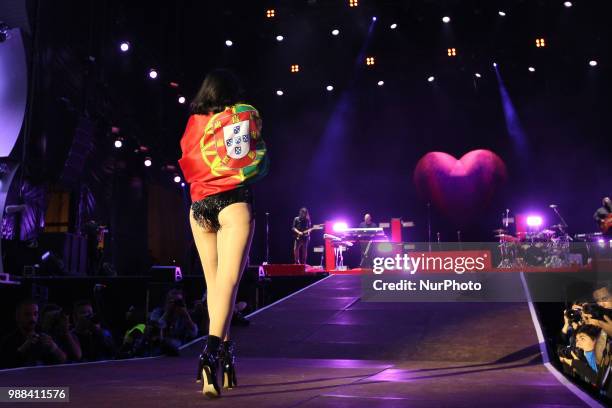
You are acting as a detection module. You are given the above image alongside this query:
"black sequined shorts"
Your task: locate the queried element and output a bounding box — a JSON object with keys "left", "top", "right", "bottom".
{"left": 191, "top": 186, "right": 253, "bottom": 232}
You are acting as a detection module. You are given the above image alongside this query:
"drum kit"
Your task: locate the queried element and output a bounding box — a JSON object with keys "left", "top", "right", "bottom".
{"left": 495, "top": 204, "right": 576, "bottom": 268}
{"left": 495, "top": 224, "right": 573, "bottom": 268}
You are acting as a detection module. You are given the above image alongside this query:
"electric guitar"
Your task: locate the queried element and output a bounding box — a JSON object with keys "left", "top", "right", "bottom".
{"left": 601, "top": 214, "right": 612, "bottom": 234}
{"left": 294, "top": 224, "right": 323, "bottom": 241}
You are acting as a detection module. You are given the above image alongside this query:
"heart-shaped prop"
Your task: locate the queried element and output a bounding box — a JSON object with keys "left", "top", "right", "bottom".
{"left": 414, "top": 149, "right": 507, "bottom": 219}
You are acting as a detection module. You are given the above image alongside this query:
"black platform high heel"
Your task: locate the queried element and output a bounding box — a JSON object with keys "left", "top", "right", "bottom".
{"left": 196, "top": 343, "right": 221, "bottom": 398}
{"left": 221, "top": 340, "right": 237, "bottom": 389}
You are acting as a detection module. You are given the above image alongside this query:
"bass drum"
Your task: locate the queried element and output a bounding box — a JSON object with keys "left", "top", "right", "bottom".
{"left": 521, "top": 244, "right": 546, "bottom": 266}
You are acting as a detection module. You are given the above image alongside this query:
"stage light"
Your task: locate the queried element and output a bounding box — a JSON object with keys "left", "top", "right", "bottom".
{"left": 326, "top": 85, "right": 334, "bottom": 91}
{"left": 535, "top": 38, "right": 546, "bottom": 48}
{"left": 349, "top": 0, "right": 358, "bottom": 7}
{"left": 377, "top": 80, "right": 384, "bottom": 86}
{"left": 114, "top": 139, "right": 123, "bottom": 148}
{"left": 173, "top": 175, "right": 181, "bottom": 183}
{"left": 390, "top": 23, "right": 398, "bottom": 29}
{"left": 148, "top": 69, "right": 158, "bottom": 79}
{"left": 266, "top": 9, "right": 275, "bottom": 18}
{"left": 427, "top": 76, "right": 435, "bottom": 82}
{"left": 474, "top": 73, "right": 481, "bottom": 78}
{"left": 528, "top": 66, "right": 535, "bottom": 72}
{"left": 589, "top": 60, "right": 598, "bottom": 67}
{"left": 498, "top": 11, "right": 506, "bottom": 17}
{"left": 366, "top": 56, "right": 375, "bottom": 66}
{"left": 276, "top": 89, "right": 284, "bottom": 96}
{"left": 276, "top": 35, "right": 284, "bottom": 42}
{"left": 178, "top": 96, "right": 186, "bottom": 104}
{"left": 332, "top": 222, "right": 348, "bottom": 232}
{"left": 225, "top": 40, "right": 233, "bottom": 47}
{"left": 564, "top": 1, "right": 572, "bottom": 8}
{"left": 180, "top": 182, "right": 185, "bottom": 187}
{"left": 526, "top": 215, "right": 543, "bottom": 227}
{"left": 331, "top": 29, "right": 340, "bottom": 36}
{"left": 144, "top": 158, "right": 152, "bottom": 167}
{"left": 372, "top": 16, "right": 377, "bottom": 21}
{"left": 493, "top": 62, "right": 498, "bottom": 67}
{"left": 447, "top": 48, "right": 457, "bottom": 57}
{"left": 442, "top": 16, "right": 451, "bottom": 23}
{"left": 290, "top": 64, "right": 299, "bottom": 73}
{"left": 119, "top": 42, "right": 130, "bottom": 52}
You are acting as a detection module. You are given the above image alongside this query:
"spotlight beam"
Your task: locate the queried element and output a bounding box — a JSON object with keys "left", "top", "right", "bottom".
{"left": 493, "top": 65, "right": 529, "bottom": 157}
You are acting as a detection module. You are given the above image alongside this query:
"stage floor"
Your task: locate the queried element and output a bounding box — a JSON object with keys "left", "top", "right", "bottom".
{"left": 0, "top": 275, "right": 598, "bottom": 407}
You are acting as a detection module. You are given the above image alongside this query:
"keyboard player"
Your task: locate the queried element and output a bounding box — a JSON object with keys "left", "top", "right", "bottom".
{"left": 359, "top": 213, "right": 377, "bottom": 267}
{"left": 359, "top": 213, "right": 378, "bottom": 229}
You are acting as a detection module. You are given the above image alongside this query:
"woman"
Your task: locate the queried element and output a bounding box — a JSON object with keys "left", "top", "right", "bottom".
{"left": 292, "top": 207, "right": 311, "bottom": 264}
{"left": 178, "top": 69, "right": 268, "bottom": 397}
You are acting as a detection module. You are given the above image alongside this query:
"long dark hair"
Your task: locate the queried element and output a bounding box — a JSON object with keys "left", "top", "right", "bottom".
{"left": 298, "top": 207, "right": 310, "bottom": 222}
{"left": 190, "top": 69, "right": 244, "bottom": 115}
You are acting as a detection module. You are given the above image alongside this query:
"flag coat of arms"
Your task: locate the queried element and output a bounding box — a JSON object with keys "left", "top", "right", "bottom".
{"left": 178, "top": 103, "right": 269, "bottom": 201}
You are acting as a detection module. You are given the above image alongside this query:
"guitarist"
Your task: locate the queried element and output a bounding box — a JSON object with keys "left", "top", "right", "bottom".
{"left": 594, "top": 197, "right": 612, "bottom": 236}
{"left": 292, "top": 207, "right": 312, "bottom": 264}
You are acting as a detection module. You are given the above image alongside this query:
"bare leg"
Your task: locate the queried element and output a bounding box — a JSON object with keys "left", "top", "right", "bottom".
{"left": 189, "top": 209, "right": 218, "bottom": 335}
{"left": 301, "top": 240, "right": 308, "bottom": 264}
{"left": 294, "top": 240, "right": 300, "bottom": 264}
{"left": 212, "top": 202, "right": 254, "bottom": 340}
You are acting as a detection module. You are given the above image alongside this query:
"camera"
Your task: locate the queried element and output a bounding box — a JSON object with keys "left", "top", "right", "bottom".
{"left": 83, "top": 313, "right": 101, "bottom": 325}
{"left": 557, "top": 344, "right": 582, "bottom": 360}
{"left": 582, "top": 303, "right": 612, "bottom": 321}
{"left": 565, "top": 308, "right": 583, "bottom": 324}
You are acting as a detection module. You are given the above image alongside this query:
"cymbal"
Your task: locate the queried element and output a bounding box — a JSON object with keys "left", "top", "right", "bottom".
{"left": 496, "top": 234, "right": 517, "bottom": 242}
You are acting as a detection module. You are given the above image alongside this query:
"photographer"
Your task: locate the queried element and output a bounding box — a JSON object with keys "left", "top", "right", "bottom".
{"left": 149, "top": 288, "right": 198, "bottom": 356}
{"left": 40, "top": 303, "right": 82, "bottom": 362}
{"left": 118, "top": 305, "right": 147, "bottom": 359}
{"left": 71, "top": 300, "right": 116, "bottom": 361}
{"left": 0, "top": 299, "right": 66, "bottom": 368}
{"left": 584, "top": 282, "right": 612, "bottom": 338}
{"left": 559, "top": 324, "right": 612, "bottom": 399}
{"left": 561, "top": 301, "right": 586, "bottom": 342}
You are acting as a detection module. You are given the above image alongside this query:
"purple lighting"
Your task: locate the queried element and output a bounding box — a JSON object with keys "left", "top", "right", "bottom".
{"left": 332, "top": 222, "right": 348, "bottom": 232}
{"left": 526, "top": 215, "right": 543, "bottom": 227}
{"left": 493, "top": 64, "right": 528, "bottom": 155}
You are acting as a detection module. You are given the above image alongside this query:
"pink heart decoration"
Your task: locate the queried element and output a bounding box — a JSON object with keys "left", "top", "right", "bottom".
{"left": 414, "top": 149, "right": 507, "bottom": 219}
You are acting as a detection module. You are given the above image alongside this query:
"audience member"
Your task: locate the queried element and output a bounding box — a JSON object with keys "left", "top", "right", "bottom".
{"left": 71, "top": 299, "right": 116, "bottom": 361}
{"left": 40, "top": 303, "right": 82, "bottom": 362}
{"left": 149, "top": 288, "right": 198, "bottom": 356}
{"left": 0, "top": 299, "right": 66, "bottom": 368}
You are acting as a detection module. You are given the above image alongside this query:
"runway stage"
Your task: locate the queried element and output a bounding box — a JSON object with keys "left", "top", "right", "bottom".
{"left": 0, "top": 275, "right": 600, "bottom": 407}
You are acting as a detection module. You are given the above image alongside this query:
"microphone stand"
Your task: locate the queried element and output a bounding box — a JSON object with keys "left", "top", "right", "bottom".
{"left": 427, "top": 202, "right": 432, "bottom": 252}
{"left": 265, "top": 212, "right": 270, "bottom": 264}
{"left": 550, "top": 205, "right": 569, "bottom": 230}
